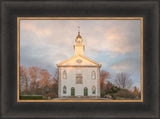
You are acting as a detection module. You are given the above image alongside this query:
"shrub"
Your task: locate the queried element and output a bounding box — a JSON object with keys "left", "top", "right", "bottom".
{"left": 113, "top": 89, "right": 136, "bottom": 99}
{"left": 44, "top": 92, "right": 57, "bottom": 98}
{"left": 101, "top": 83, "right": 120, "bottom": 98}
{"left": 101, "top": 90, "right": 106, "bottom": 98}
{"left": 109, "top": 86, "right": 120, "bottom": 94}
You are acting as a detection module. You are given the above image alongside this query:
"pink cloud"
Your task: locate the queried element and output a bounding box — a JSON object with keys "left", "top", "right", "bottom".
{"left": 104, "top": 21, "right": 140, "bottom": 55}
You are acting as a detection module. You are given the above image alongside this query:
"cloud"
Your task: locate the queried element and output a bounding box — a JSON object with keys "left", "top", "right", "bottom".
{"left": 20, "top": 21, "right": 75, "bottom": 74}
{"left": 108, "top": 55, "right": 141, "bottom": 89}
{"left": 21, "top": 21, "right": 52, "bottom": 37}
{"left": 20, "top": 19, "right": 141, "bottom": 88}
{"left": 104, "top": 20, "right": 141, "bottom": 55}
{"left": 110, "top": 56, "right": 141, "bottom": 75}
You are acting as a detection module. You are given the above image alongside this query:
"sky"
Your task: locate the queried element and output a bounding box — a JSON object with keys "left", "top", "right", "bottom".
{"left": 20, "top": 19, "right": 141, "bottom": 90}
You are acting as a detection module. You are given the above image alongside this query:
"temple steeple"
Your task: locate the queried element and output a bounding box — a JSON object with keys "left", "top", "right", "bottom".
{"left": 74, "top": 28, "right": 85, "bottom": 56}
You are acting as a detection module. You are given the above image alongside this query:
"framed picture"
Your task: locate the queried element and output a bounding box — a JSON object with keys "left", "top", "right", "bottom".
{"left": 1, "top": 0, "right": 159, "bottom": 119}
{"left": 17, "top": 17, "right": 143, "bottom": 102}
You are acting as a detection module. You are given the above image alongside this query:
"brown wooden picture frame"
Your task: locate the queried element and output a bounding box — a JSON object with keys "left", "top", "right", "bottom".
{"left": 1, "top": 0, "right": 159, "bottom": 118}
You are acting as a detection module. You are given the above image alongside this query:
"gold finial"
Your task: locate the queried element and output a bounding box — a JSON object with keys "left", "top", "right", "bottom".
{"left": 76, "top": 26, "right": 82, "bottom": 40}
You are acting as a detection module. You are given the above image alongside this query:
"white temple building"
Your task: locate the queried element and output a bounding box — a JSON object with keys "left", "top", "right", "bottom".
{"left": 57, "top": 31, "right": 102, "bottom": 98}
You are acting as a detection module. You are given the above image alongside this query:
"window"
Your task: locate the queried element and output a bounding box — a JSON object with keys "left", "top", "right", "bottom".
{"left": 76, "top": 74, "right": 83, "bottom": 84}
{"left": 91, "top": 71, "right": 96, "bottom": 79}
{"left": 63, "top": 70, "right": 67, "bottom": 79}
{"left": 92, "top": 86, "right": 96, "bottom": 94}
{"left": 63, "top": 86, "right": 67, "bottom": 94}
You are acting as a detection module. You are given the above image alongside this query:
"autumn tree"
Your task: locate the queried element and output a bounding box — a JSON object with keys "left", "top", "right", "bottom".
{"left": 48, "top": 69, "right": 58, "bottom": 89}
{"left": 48, "top": 69, "right": 59, "bottom": 96}
{"left": 20, "top": 66, "right": 30, "bottom": 95}
{"left": 28, "top": 66, "right": 41, "bottom": 94}
{"left": 133, "top": 86, "right": 139, "bottom": 97}
{"left": 104, "top": 81, "right": 113, "bottom": 94}
{"left": 114, "top": 72, "right": 133, "bottom": 89}
{"left": 39, "top": 69, "right": 51, "bottom": 94}
{"left": 100, "top": 70, "right": 110, "bottom": 97}
{"left": 34, "top": 80, "right": 43, "bottom": 95}
{"left": 100, "top": 70, "right": 110, "bottom": 89}
{"left": 48, "top": 78, "right": 56, "bottom": 88}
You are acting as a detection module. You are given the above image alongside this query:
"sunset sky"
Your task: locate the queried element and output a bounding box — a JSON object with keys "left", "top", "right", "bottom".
{"left": 20, "top": 19, "right": 141, "bottom": 89}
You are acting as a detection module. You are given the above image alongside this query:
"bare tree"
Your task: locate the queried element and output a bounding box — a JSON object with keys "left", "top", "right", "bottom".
{"left": 53, "top": 68, "right": 59, "bottom": 84}
{"left": 114, "top": 72, "right": 133, "bottom": 89}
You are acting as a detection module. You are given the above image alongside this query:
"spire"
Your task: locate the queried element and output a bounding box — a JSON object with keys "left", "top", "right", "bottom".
{"left": 74, "top": 26, "right": 85, "bottom": 55}
{"left": 76, "top": 26, "right": 82, "bottom": 38}
{"left": 78, "top": 26, "right": 80, "bottom": 33}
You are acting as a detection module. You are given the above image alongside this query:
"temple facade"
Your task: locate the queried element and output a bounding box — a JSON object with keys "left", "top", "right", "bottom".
{"left": 57, "top": 31, "right": 101, "bottom": 98}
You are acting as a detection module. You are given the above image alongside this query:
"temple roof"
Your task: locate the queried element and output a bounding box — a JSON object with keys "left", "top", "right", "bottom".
{"left": 57, "top": 55, "right": 102, "bottom": 67}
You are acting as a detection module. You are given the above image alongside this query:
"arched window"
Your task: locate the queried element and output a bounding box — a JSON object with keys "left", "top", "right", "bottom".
{"left": 63, "top": 86, "right": 67, "bottom": 94}
{"left": 63, "top": 70, "right": 67, "bottom": 79}
{"left": 92, "top": 86, "right": 96, "bottom": 94}
{"left": 76, "top": 74, "right": 83, "bottom": 84}
{"left": 91, "top": 71, "right": 96, "bottom": 79}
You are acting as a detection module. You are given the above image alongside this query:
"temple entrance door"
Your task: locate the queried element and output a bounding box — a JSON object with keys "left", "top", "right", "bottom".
{"left": 71, "top": 87, "right": 75, "bottom": 96}
{"left": 84, "top": 87, "right": 88, "bottom": 96}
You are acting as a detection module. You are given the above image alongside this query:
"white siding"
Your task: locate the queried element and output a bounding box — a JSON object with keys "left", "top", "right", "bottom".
{"left": 59, "top": 67, "right": 100, "bottom": 97}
